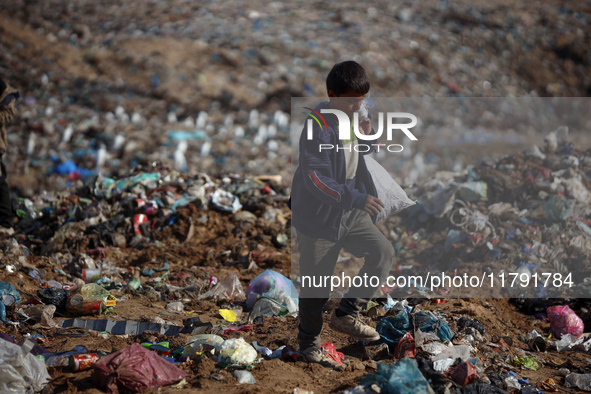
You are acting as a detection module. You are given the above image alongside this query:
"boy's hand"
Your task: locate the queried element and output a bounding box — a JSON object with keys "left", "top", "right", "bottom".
{"left": 359, "top": 118, "right": 371, "bottom": 135}
{"left": 364, "top": 195, "right": 384, "bottom": 216}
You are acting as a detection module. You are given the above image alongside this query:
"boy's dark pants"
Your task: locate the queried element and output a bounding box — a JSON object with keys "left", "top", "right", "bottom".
{"left": 297, "top": 209, "right": 394, "bottom": 350}
{"left": 0, "top": 158, "right": 12, "bottom": 228}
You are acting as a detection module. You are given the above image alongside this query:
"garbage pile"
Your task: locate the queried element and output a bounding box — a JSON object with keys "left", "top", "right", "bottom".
{"left": 344, "top": 296, "right": 591, "bottom": 393}
{"left": 380, "top": 126, "right": 591, "bottom": 298}
{"left": 2, "top": 0, "right": 589, "bottom": 109}
{"left": 0, "top": 167, "right": 298, "bottom": 391}
{"left": 1, "top": 0, "right": 590, "bottom": 198}
{"left": 0, "top": 130, "right": 588, "bottom": 392}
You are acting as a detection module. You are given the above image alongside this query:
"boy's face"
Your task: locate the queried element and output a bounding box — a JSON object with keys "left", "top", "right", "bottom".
{"left": 328, "top": 89, "right": 366, "bottom": 118}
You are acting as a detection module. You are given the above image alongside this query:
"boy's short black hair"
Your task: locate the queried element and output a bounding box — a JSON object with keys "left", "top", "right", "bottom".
{"left": 326, "top": 61, "right": 370, "bottom": 96}
{"left": 0, "top": 78, "right": 6, "bottom": 96}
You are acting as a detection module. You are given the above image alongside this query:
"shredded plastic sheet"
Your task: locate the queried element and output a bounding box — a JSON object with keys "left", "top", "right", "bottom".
{"left": 199, "top": 272, "right": 245, "bottom": 302}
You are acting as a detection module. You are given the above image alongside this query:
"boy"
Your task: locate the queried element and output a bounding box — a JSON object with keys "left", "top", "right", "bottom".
{"left": 0, "top": 78, "right": 18, "bottom": 236}
{"left": 290, "top": 61, "right": 394, "bottom": 369}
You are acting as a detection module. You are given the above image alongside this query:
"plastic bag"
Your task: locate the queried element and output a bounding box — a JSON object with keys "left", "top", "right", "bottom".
{"left": 359, "top": 358, "right": 432, "bottom": 394}
{"left": 37, "top": 287, "right": 68, "bottom": 311}
{"left": 544, "top": 195, "right": 573, "bottom": 223}
{"left": 246, "top": 270, "right": 298, "bottom": 314}
{"left": 513, "top": 357, "right": 542, "bottom": 371}
{"left": 420, "top": 185, "right": 458, "bottom": 217}
{"left": 364, "top": 156, "right": 415, "bottom": 223}
{"left": 94, "top": 343, "right": 188, "bottom": 393}
{"left": 565, "top": 373, "right": 591, "bottom": 391}
{"left": 66, "top": 283, "right": 116, "bottom": 316}
{"left": 457, "top": 317, "right": 486, "bottom": 336}
{"left": 321, "top": 342, "right": 344, "bottom": 365}
{"left": 210, "top": 189, "right": 242, "bottom": 213}
{"left": 234, "top": 370, "right": 256, "bottom": 384}
{"left": 93, "top": 172, "right": 160, "bottom": 199}
{"left": 547, "top": 305, "right": 584, "bottom": 339}
{"left": 18, "top": 305, "right": 57, "bottom": 328}
{"left": 451, "top": 361, "right": 479, "bottom": 385}
{"left": 393, "top": 332, "right": 415, "bottom": 359}
{"left": 376, "top": 310, "right": 410, "bottom": 346}
{"left": 248, "top": 298, "right": 290, "bottom": 323}
{"left": 0, "top": 339, "right": 51, "bottom": 393}
{"left": 219, "top": 338, "right": 257, "bottom": 365}
{"left": 420, "top": 342, "right": 448, "bottom": 356}
{"left": 431, "top": 345, "right": 473, "bottom": 363}
{"left": 199, "top": 272, "right": 245, "bottom": 302}
{"left": 166, "top": 302, "right": 184, "bottom": 313}
{"left": 554, "top": 333, "right": 583, "bottom": 352}
{"left": 0, "top": 281, "right": 21, "bottom": 323}
{"left": 456, "top": 181, "right": 487, "bottom": 202}
{"left": 413, "top": 311, "right": 453, "bottom": 343}
{"left": 433, "top": 358, "right": 454, "bottom": 372}
{"left": 182, "top": 334, "right": 224, "bottom": 358}
{"left": 0, "top": 282, "right": 21, "bottom": 306}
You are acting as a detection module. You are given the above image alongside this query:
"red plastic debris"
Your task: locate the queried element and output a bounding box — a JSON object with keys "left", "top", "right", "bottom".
{"left": 321, "top": 342, "right": 345, "bottom": 365}
{"left": 222, "top": 324, "right": 253, "bottom": 335}
{"left": 94, "top": 343, "right": 188, "bottom": 394}
{"left": 547, "top": 305, "right": 584, "bottom": 339}
{"left": 393, "top": 332, "right": 415, "bottom": 359}
{"left": 450, "top": 361, "right": 478, "bottom": 386}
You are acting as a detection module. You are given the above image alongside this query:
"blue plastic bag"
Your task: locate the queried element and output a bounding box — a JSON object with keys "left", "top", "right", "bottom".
{"left": 360, "top": 358, "right": 432, "bottom": 394}
{"left": 413, "top": 311, "right": 453, "bottom": 343}
{"left": 246, "top": 270, "right": 298, "bottom": 313}
{"left": 376, "top": 310, "right": 410, "bottom": 346}
{"left": 0, "top": 282, "right": 21, "bottom": 323}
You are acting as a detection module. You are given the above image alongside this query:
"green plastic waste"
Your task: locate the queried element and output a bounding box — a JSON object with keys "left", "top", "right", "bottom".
{"left": 513, "top": 356, "right": 542, "bottom": 370}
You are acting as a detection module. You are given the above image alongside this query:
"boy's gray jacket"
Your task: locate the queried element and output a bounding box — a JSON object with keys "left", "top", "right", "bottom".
{"left": 290, "top": 101, "right": 378, "bottom": 242}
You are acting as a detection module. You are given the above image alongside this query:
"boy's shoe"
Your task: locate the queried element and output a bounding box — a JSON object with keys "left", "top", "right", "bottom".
{"left": 300, "top": 347, "right": 345, "bottom": 371}
{"left": 329, "top": 311, "right": 381, "bottom": 342}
